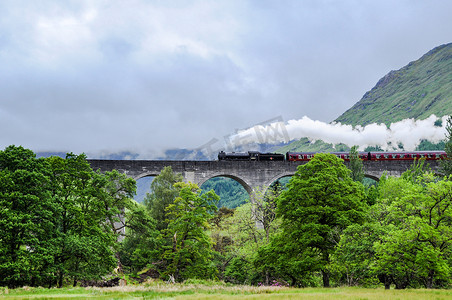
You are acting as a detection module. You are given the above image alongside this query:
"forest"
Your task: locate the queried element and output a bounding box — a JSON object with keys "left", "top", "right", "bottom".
{"left": 1, "top": 117, "right": 452, "bottom": 289}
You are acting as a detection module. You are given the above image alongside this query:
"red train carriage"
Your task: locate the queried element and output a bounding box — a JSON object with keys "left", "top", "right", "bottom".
{"left": 286, "top": 151, "right": 446, "bottom": 162}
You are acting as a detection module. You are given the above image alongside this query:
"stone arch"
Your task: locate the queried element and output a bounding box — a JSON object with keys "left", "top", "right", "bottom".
{"left": 364, "top": 174, "right": 380, "bottom": 182}
{"left": 133, "top": 172, "right": 160, "bottom": 181}
{"left": 261, "top": 171, "right": 296, "bottom": 193}
{"left": 197, "top": 173, "right": 253, "bottom": 195}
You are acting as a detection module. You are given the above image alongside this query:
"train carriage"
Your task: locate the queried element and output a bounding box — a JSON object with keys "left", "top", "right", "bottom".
{"left": 219, "top": 150, "right": 446, "bottom": 162}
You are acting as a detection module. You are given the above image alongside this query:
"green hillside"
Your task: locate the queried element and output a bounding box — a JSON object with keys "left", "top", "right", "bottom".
{"left": 336, "top": 43, "right": 452, "bottom": 126}
{"left": 276, "top": 138, "right": 350, "bottom": 154}
{"left": 279, "top": 43, "right": 452, "bottom": 153}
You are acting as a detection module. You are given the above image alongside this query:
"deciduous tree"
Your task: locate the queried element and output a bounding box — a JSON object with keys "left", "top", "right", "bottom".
{"left": 0, "top": 145, "right": 55, "bottom": 288}
{"left": 276, "top": 153, "right": 367, "bottom": 287}
{"left": 144, "top": 167, "right": 183, "bottom": 231}
{"left": 118, "top": 202, "right": 162, "bottom": 273}
{"left": 47, "top": 154, "right": 116, "bottom": 287}
{"left": 373, "top": 174, "right": 452, "bottom": 289}
{"left": 162, "top": 182, "right": 219, "bottom": 281}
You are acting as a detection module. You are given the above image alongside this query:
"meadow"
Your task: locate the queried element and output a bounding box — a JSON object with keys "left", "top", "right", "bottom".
{"left": 1, "top": 281, "right": 452, "bottom": 300}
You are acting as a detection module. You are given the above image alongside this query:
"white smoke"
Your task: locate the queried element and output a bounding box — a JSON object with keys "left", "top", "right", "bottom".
{"left": 229, "top": 114, "right": 447, "bottom": 151}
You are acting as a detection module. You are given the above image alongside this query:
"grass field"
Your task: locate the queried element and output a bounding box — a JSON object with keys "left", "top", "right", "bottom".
{"left": 1, "top": 282, "right": 452, "bottom": 300}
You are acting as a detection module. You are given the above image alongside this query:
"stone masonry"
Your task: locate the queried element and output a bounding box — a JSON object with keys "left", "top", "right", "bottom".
{"left": 88, "top": 159, "right": 442, "bottom": 195}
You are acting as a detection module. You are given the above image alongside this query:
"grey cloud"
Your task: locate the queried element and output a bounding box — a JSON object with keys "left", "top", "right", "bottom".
{"left": 1, "top": 0, "right": 451, "bottom": 156}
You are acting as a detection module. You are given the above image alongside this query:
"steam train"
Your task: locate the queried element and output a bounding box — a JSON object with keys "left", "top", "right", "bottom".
{"left": 218, "top": 150, "right": 447, "bottom": 162}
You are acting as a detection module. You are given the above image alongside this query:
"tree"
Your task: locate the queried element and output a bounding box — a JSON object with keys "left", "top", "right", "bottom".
{"left": 99, "top": 170, "right": 136, "bottom": 239}
{"left": 47, "top": 153, "right": 116, "bottom": 287}
{"left": 275, "top": 153, "right": 367, "bottom": 287}
{"left": 144, "top": 167, "right": 183, "bottom": 231}
{"left": 441, "top": 115, "right": 452, "bottom": 177}
{"left": 349, "top": 145, "right": 364, "bottom": 182}
{"left": 0, "top": 146, "right": 139, "bottom": 288}
{"left": 372, "top": 173, "right": 452, "bottom": 289}
{"left": 162, "top": 182, "right": 219, "bottom": 281}
{"left": 0, "top": 145, "right": 55, "bottom": 288}
{"left": 331, "top": 222, "right": 384, "bottom": 287}
{"left": 95, "top": 169, "right": 137, "bottom": 274}
{"left": 250, "top": 184, "right": 281, "bottom": 243}
{"left": 118, "top": 202, "right": 162, "bottom": 273}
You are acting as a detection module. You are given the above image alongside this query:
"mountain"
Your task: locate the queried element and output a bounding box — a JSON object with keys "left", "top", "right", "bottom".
{"left": 336, "top": 43, "right": 452, "bottom": 126}
{"left": 279, "top": 43, "right": 452, "bottom": 153}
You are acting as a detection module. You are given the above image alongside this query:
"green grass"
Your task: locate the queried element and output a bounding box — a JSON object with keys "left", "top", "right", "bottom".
{"left": 2, "top": 284, "right": 452, "bottom": 300}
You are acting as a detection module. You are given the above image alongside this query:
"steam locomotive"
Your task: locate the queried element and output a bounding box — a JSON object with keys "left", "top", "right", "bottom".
{"left": 218, "top": 151, "right": 285, "bottom": 161}
{"left": 218, "top": 150, "right": 447, "bottom": 162}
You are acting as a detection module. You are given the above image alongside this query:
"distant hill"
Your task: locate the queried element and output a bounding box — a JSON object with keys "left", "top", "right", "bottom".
{"left": 279, "top": 43, "right": 452, "bottom": 153}
{"left": 336, "top": 43, "right": 452, "bottom": 126}
{"left": 276, "top": 138, "right": 350, "bottom": 154}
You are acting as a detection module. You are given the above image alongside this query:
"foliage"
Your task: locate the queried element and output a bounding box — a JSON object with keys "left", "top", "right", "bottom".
{"left": 416, "top": 139, "right": 445, "bottom": 151}
{"left": 349, "top": 145, "right": 364, "bottom": 182}
{"left": 46, "top": 153, "right": 118, "bottom": 287}
{"left": 6, "top": 143, "right": 452, "bottom": 290}
{"left": 162, "top": 182, "right": 219, "bottom": 282}
{"left": 0, "top": 145, "right": 54, "bottom": 288}
{"left": 0, "top": 146, "right": 136, "bottom": 288}
{"left": 144, "top": 166, "right": 183, "bottom": 231}
{"left": 249, "top": 184, "right": 282, "bottom": 242}
{"left": 221, "top": 203, "right": 263, "bottom": 285}
{"left": 201, "top": 177, "right": 249, "bottom": 208}
{"left": 118, "top": 202, "right": 162, "bottom": 274}
{"left": 373, "top": 174, "right": 452, "bottom": 289}
{"left": 335, "top": 167, "right": 452, "bottom": 289}
{"left": 441, "top": 115, "right": 452, "bottom": 176}
{"left": 331, "top": 221, "right": 384, "bottom": 287}
{"left": 99, "top": 169, "right": 137, "bottom": 238}
{"left": 272, "top": 153, "right": 367, "bottom": 287}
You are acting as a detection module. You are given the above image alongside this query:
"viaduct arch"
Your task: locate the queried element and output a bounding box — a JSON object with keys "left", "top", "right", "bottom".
{"left": 88, "top": 159, "right": 442, "bottom": 195}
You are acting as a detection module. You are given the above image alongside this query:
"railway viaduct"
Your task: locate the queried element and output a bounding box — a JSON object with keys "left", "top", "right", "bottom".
{"left": 88, "top": 159, "right": 442, "bottom": 194}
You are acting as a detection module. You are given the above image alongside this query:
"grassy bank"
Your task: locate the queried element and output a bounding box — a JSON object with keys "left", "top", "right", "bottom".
{"left": 1, "top": 282, "right": 452, "bottom": 300}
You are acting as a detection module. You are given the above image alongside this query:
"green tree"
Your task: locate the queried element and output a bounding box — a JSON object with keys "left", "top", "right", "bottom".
{"left": 96, "top": 169, "right": 137, "bottom": 274}
{"left": 118, "top": 202, "right": 162, "bottom": 273}
{"left": 276, "top": 153, "right": 367, "bottom": 287}
{"left": 250, "top": 184, "right": 281, "bottom": 243}
{"left": 47, "top": 153, "right": 116, "bottom": 287}
{"left": 162, "top": 182, "right": 219, "bottom": 282}
{"left": 99, "top": 170, "right": 136, "bottom": 239}
{"left": 441, "top": 115, "right": 452, "bottom": 177}
{"left": 209, "top": 207, "right": 234, "bottom": 281}
{"left": 144, "top": 167, "right": 183, "bottom": 231}
{"left": 331, "top": 222, "right": 384, "bottom": 287}
{"left": 0, "top": 145, "right": 55, "bottom": 288}
{"left": 349, "top": 145, "right": 364, "bottom": 182}
{"left": 223, "top": 202, "right": 267, "bottom": 285}
{"left": 372, "top": 174, "right": 452, "bottom": 289}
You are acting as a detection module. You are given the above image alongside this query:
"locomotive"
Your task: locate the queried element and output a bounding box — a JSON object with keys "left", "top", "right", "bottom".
{"left": 218, "top": 151, "right": 285, "bottom": 161}
{"left": 218, "top": 150, "right": 447, "bottom": 162}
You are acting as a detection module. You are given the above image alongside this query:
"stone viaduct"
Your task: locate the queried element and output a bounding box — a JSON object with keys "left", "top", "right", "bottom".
{"left": 88, "top": 159, "right": 442, "bottom": 195}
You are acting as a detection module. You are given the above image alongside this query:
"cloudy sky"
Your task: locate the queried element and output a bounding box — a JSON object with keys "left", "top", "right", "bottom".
{"left": 1, "top": 0, "right": 451, "bottom": 157}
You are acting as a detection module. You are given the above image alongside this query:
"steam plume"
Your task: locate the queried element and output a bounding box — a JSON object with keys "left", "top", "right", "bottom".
{"left": 229, "top": 114, "right": 447, "bottom": 151}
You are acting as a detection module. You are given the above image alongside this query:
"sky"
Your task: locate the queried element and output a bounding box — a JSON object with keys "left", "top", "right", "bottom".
{"left": 1, "top": 0, "right": 451, "bottom": 157}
